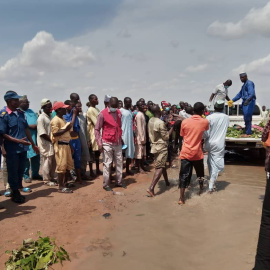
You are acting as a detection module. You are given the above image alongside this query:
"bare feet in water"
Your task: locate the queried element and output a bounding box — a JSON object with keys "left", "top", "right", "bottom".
{"left": 178, "top": 199, "right": 185, "bottom": 205}
{"left": 147, "top": 189, "right": 155, "bottom": 197}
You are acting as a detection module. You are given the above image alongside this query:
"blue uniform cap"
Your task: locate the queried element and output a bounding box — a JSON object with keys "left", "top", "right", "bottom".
{"left": 4, "top": 91, "right": 22, "bottom": 101}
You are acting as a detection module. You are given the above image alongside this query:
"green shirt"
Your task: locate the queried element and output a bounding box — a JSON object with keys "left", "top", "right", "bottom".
{"left": 146, "top": 110, "right": 154, "bottom": 119}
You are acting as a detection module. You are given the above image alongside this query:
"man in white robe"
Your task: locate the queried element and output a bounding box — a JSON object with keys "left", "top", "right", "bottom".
{"left": 120, "top": 97, "right": 135, "bottom": 175}
{"left": 204, "top": 100, "right": 229, "bottom": 193}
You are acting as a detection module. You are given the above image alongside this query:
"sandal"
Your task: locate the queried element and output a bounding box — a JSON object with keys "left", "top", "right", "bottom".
{"left": 58, "top": 188, "right": 73, "bottom": 193}
{"left": 20, "top": 187, "right": 32, "bottom": 193}
{"left": 44, "top": 181, "right": 58, "bottom": 186}
{"left": 24, "top": 178, "right": 32, "bottom": 183}
{"left": 103, "top": 186, "right": 113, "bottom": 192}
{"left": 4, "top": 189, "right": 12, "bottom": 197}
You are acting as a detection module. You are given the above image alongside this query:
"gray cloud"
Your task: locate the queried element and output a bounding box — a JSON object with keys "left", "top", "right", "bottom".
{"left": 170, "top": 40, "right": 179, "bottom": 48}
{"left": 207, "top": 2, "right": 270, "bottom": 39}
{"left": 117, "top": 29, "right": 132, "bottom": 38}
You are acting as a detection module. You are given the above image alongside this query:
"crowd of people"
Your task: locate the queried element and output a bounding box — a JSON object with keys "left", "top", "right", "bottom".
{"left": 0, "top": 88, "right": 231, "bottom": 205}
{"left": 0, "top": 72, "right": 259, "bottom": 206}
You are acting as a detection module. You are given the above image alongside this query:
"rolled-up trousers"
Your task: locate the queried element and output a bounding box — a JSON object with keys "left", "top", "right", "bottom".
{"left": 102, "top": 143, "right": 123, "bottom": 187}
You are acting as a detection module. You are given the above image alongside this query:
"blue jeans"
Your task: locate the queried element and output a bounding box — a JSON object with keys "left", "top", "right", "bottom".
{"left": 70, "top": 138, "right": 81, "bottom": 169}
{"left": 6, "top": 151, "right": 27, "bottom": 190}
{"left": 24, "top": 154, "right": 40, "bottom": 179}
{"left": 242, "top": 100, "right": 255, "bottom": 135}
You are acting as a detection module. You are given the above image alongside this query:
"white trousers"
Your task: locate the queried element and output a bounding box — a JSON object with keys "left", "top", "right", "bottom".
{"left": 102, "top": 143, "right": 123, "bottom": 187}
{"left": 41, "top": 155, "right": 56, "bottom": 181}
{"left": 2, "top": 157, "right": 10, "bottom": 190}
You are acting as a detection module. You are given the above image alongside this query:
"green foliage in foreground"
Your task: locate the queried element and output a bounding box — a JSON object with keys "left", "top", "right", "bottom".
{"left": 5, "top": 232, "right": 70, "bottom": 270}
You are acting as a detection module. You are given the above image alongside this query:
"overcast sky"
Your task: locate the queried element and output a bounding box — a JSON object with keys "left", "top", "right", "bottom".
{"left": 1, "top": 0, "right": 270, "bottom": 111}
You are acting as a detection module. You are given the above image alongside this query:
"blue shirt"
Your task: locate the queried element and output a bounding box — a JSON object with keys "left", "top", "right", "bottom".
{"left": 24, "top": 108, "right": 38, "bottom": 158}
{"left": 0, "top": 107, "right": 29, "bottom": 153}
{"left": 63, "top": 108, "right": 80, "bottom": 133}
{"left": 232, "top": 80, "right": 256, "bottom": 102}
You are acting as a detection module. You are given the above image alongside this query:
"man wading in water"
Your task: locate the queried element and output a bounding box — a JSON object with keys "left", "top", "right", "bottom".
{"left": 147, "top": 105, "right": 173, "bottom": 197}
{"left": 178, "top": 102, "right": 209, "bottom": 205}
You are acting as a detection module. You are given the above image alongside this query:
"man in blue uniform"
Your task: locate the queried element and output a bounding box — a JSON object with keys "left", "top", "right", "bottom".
{"left": 229, "top": 72, "right": 256, "bottom": 135}
{"left": 0, "top": 91, "right": 39, "bottom": 203}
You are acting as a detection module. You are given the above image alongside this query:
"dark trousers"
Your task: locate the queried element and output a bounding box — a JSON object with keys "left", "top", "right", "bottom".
{"left": 179, "top": 159, "right": 204, "bottom": 188}
{"left": 253, "top": 173, "right": 270, "bottom": 269}
{"left": 6, "top": 151, "right": 27, "bottom": 190}
{"left": 242, "top": 100, "right": 255, "bottom": 135}
{"left": 174, "top": 120, "right": 182, "bottom": 151}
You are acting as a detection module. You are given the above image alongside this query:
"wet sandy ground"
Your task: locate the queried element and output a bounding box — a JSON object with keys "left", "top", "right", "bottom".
{"left": 73, "top": 158, "right": 266, "bottom": 270}
{"left": 0, "top": 153, "right": 266, "bottom": 270}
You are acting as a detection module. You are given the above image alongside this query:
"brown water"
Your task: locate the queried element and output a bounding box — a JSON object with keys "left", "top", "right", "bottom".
{"left": 73, "top": 161, "right": 265, "bottom": 270}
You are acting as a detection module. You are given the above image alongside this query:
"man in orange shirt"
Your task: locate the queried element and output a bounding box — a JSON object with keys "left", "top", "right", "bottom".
{"left": 178, "top": 102, "right": 209, "bottom": 205}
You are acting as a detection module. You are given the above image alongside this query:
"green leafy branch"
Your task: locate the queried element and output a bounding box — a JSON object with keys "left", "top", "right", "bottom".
{"left": 5, "top": 232, "right": 70, "bottom": 270}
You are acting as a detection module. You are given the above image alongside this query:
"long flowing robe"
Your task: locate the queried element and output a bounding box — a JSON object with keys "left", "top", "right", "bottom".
{"left": 134, "top": 111, "right": 146, "bottom": 144}
{"left": 203, "top": 112, "right": 229, "bottom": 189}
{"left": 25, "top": 109, "right": 38, "bottom": 159}
{"left": 86, "top": 106, "right": 100, "bottom": 151}
{"left": 120, "top": 108, "right": 134, "bottom": 159}
{"left": 78, "top": 114, "right": 91, "bottom": 162}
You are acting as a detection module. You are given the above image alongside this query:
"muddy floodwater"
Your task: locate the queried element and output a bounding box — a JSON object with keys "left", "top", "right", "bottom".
{"left": 0, "top": 149, "right": 265, "bottom": 270}
{"left": 72, "top": 150, "right": 266, "bottom": 270}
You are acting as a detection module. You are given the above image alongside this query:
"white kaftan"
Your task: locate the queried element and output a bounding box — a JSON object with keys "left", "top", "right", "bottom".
{"left": 120, "top": 108, "right": 135, "bottom": 159}
{"left": 203, "top": 112, "right": 229, "bottom": 190}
